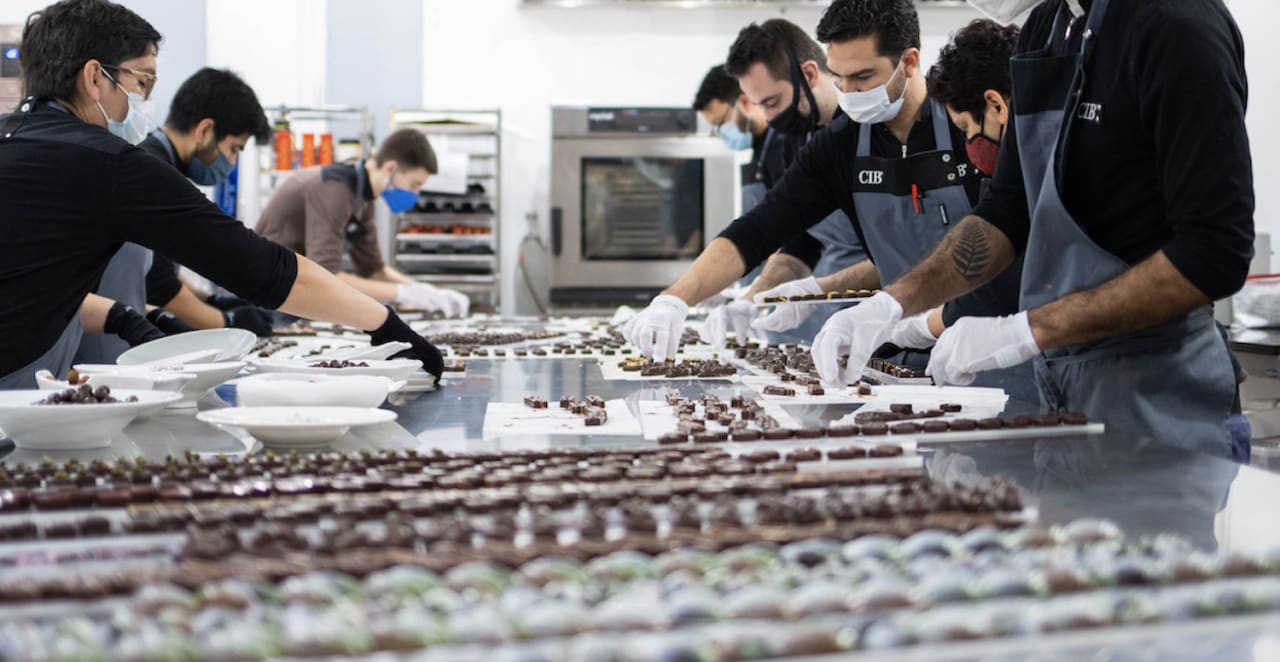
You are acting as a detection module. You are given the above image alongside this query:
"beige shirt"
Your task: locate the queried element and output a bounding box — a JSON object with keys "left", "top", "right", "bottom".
{"left": 255, "top": 162, "right": 385, "bottom": 277}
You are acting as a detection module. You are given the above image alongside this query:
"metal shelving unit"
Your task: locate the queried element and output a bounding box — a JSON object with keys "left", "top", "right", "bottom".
{"left": 236, "top": 105, "right": 374, "bottom": 226}
{"left": 388, "top": 108, "right": 502, "bottom": 309}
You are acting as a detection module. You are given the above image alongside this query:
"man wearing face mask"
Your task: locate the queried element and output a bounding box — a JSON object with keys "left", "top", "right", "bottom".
{"left": 694, "top": 19, "right": 872, "bottom": 350}
{"left": 872, "top": 18, "right": 1021, "bottom": 352}
{"left": 137, "top": 68, "right": 276, "bottom": 338}
{"left": 625, "top": 1, "right": 1028, "bottom": 398}
{"left": 692, "top": 64, "right": 769, "bottom": 196}
{"left": 826, "top": 0, "right": 1253, "bottom": 458}
{"left": 0, "top": 0, "right": 445, "bottom": 388}
{"left": 74, "top": 67, "right": 276, "bottom": 363}
{"left": 254, "top": 129, "right": 470, "bottom": 318}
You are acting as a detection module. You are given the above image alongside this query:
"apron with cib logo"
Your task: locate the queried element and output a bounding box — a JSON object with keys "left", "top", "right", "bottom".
{"left": 850, "top": 98, "right": 977, "bottom": 285}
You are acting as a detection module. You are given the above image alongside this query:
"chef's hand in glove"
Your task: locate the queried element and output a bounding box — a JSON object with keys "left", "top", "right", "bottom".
{"left": 205, "top": 291, "right": 249, "bottom": 311}
{"left": 106, "top": 302, "right": 166, "bottom": 347}
{"left": 889, "top": 312, "right": 938, "bottom": 350}
{"left": 622, "top": 294, "right": 688, "bottom": 359}
{"left": 810, "top": 292, "right": 903, "bottom": 386}
{"left": 750, "top": 276, "right": 824, "bottom": 332}
{"left": 700, "top": 300, "right": 763, "bottom": 349}
{"left": 396, "top": 283, "right": 470, "bottom": 318}
{"left": 369, "top": 306, "right": 444, "bottom": 381}
{"left": 145, "top": 308, "right": 195, "bottom": 336}
{"left": 926, "top": 311, "right": 1039, "bottom": 385}
{"left": 223, "top": 306, "right": 275, "bottom": 337}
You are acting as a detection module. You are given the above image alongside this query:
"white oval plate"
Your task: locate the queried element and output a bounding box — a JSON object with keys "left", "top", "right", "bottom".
{"left": 251, "top": 358, "right": 423, "bottom": 382}
{"left": 196, "top": 406, "right": 397, "bottom": 448}
{"left": 118, "top": 329, "right": 257, "bottom": 366}
{"left": 235, "top": 373, "right": 399, "bottom": 408}
{"left": 0, "top": 390, "right": 182, "bottom": 450}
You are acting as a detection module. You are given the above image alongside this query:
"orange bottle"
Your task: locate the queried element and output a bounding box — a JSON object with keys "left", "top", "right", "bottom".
{"left": 300, "top": 133, "right": 316, "bottom": 168}
{"left": 318, "top": 133, "right": 334, "bottom": 165}
{"left": 274, "top": 129, "right": 292, "bottom": 170}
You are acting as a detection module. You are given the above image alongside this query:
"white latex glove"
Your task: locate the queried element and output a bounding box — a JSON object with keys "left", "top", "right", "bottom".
{"left": 889, "top": 312, "right": 938, "bottom": 349}
{"left": 926, "top": 311, "right": 1039, "bottom": 385}
{"left": 396, "top": 283, "right": 468, "bottom": 318}
{"left": 622, "top": 294, "right": 689, "bottom": 359}
{"left": 750, "top": 276, "right": 824, "bottom": 332}
{"left": 441, "top": 289, "right": 471, "bottom": 318}
{"left": 700, "top": 300, "right": 765, "bottom": 349}
{"left": 810, "top": 291, "right": 903, "bottom": 386}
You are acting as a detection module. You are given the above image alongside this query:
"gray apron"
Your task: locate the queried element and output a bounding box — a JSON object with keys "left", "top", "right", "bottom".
{"left": 0, "top": 99, "right": 86, "bottom": 389}
{"left": 852, "top": 98, "right": 973, "bottom": 285}
{"left": 1015, "top": 0, "right": 1235, "bottom": 457}
{"left": 0, "top": 311, "right": 82, "bottom": 390}
{"left": 851, "top": 98, "right": 1035, "bottom": 400}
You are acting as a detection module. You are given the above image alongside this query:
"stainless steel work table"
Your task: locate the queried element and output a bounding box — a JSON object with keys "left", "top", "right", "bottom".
{"left": 3, "top": 351, "right": 1279, "bottom": 660}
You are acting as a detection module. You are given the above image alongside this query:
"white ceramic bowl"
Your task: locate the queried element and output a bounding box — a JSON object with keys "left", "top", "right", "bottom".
{"left": 252, "top": 358, "right": 423, "bottom": 382}
{"left": 0, "top": 389, "right": 182, "bottom": 450}
{"left": 117, "top": 329, "right": 257, "bottom": 366}
{"left": 35, "top": 369, "right": 195, "bottom": 393}
{"left": 196, "top": 406, "right": 397, "bottom": 449}
{"left": 236, "top": 373, "right": 400, "bottom": 408}
{"left": 75, "top": 362, "right": 246, "bottom": 409}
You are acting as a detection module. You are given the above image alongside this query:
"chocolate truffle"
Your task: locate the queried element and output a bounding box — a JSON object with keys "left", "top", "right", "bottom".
{"left": 826, "top": 446, "right": 867, "bottom": 460}
{"left": 870, "top": 444, "right": 904, "bottom": 458}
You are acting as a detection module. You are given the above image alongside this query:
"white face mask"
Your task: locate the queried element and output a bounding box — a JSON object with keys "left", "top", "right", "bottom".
{"left": 833, "top": 61, "right": 905, "bottom": 125}
{"left": 97, "top": 71, "right": 154, "bottom": 145}
{"left": 966, "top": 0, "right": 1045, "bottom": 25}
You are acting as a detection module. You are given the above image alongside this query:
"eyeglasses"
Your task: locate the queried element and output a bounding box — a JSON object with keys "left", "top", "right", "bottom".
{"left": 103, "top": 64, "right": 156, "bottom": 100}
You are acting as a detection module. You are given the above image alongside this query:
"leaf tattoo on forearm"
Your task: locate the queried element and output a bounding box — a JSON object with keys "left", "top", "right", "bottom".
{"left": 950, "top": 222, "right": 992, "bottom": 282}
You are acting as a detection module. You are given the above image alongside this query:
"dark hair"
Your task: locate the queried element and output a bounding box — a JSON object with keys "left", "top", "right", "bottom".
{"left": 927, "top": 19, "right": 1019, "bottom": 121}
{"left": 166, "top": 68, "right": 271, "bottom": 143}
{"left": 725, "top": 18, "right": 828, "bottom": 82}
{"left": 692, "top": 65, "right": 740, "bottom": 112}
{"left": 20, "top": 0, "right": 161, "bottom": 101}
{"left": 375, "top": 128, "right": 437, "bottom": 174}
{"left": 816, "top": 0, "right": 920, "bottom": 61}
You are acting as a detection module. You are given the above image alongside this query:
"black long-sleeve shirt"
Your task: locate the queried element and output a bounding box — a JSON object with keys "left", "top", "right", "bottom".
{"left": 973, "top": 0, "right": 1254, "bottom": 301}
{"left": 136, "top": 132, "right": 186, "bottom": 307}
{"left": 0, "top": 101, "right": 297, "bottom": 376}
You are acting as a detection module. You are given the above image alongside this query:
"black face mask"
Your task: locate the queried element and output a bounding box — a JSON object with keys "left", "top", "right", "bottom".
{"left": 767, "top": 41, "right": 819, "bottom": 138}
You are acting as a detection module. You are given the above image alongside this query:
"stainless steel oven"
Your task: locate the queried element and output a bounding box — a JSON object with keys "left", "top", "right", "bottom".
{"left": 550, "top": 106, "right": 737, "bottom": 306}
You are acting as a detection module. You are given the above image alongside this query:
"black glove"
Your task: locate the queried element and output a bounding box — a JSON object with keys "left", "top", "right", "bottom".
{"left": 145, "top": 308, "right": 196, "bottom": 335}
{"left": 369, "top": 306, "right": 443, "bottom": 381}
{"left": 223, "top": 306, "right": 274, "bottom": 337}
{"left": 105, "top": 302, "right": 165, "bottom": 347}
{"left": 206, "top": 291, "right": 250, "bottom": 312}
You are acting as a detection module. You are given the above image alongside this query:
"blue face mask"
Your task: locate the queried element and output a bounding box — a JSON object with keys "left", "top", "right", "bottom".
{"left": 380, "top": 167, "right": 419, "bottom": 213}
{"left": 189, "top": 151, "right": 233, "bottom": 186}
{"left": 718, "top": 122, "right": 754, "bottom": 151}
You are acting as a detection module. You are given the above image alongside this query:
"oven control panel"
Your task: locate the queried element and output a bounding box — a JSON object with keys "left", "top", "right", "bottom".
{"left": 553, "top": 106, "right": 705, "bottom": 137}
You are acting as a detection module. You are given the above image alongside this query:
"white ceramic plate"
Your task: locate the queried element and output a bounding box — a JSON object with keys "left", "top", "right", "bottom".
{"left": 196, "top": 406, "right": 396, "bottom": 448}
{"left": 117, "top": 329, "right": 257, "bottom": 366}
{"left": 0, "top": 390, "right": 182, "bottom": 450}
{"left": 75, "top": 362, "right": 246, "bottom": 409}
{"left": 235, "top": 373, "right": 400, "bottom": 408}
{"left": 251, "top": 358, "right": 423, "bottom": 382}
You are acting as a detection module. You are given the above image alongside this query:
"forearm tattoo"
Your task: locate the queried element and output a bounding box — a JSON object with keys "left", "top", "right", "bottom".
{"left": 950, "top": 221, "right": 993, "bottom": 282}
